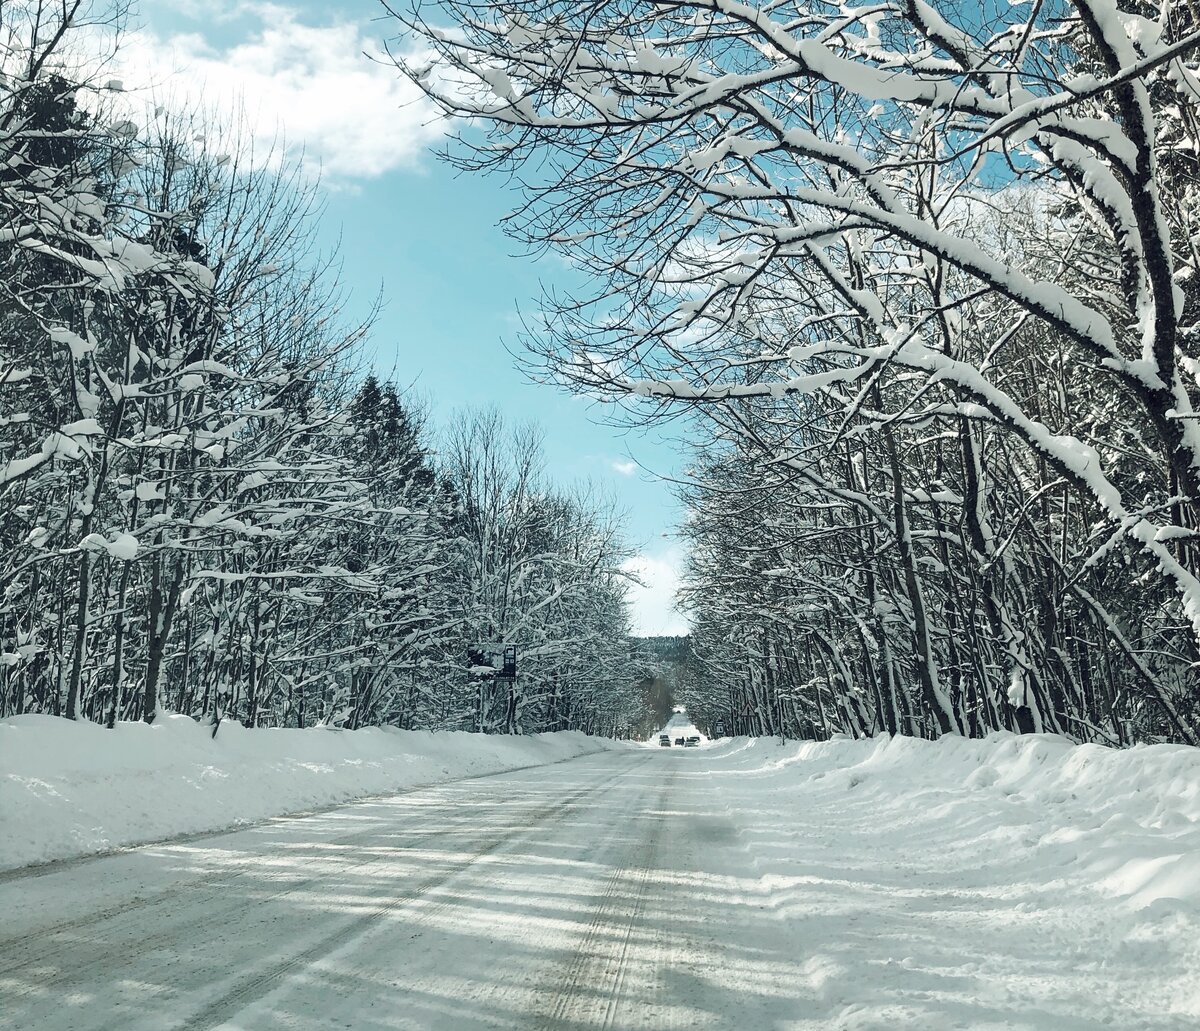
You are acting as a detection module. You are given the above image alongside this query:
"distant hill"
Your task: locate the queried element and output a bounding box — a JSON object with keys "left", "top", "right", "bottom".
{"left": 632, "top": 635, "right": 692, "bottom": 665}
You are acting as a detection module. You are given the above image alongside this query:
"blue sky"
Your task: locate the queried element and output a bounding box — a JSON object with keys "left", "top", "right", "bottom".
{"left": 125, "top": 0, "right": 689, "bottom": 635}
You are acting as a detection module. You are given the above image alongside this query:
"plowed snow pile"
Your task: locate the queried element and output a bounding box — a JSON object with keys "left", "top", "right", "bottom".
{"left": 706, "top": 732, "right": 1200, "bottom": 908}
{"left": 691, "top": 732, "right": 1200, "bottom": 1026}
{"left": 0, "top": 714, "right": 624, "bottom": 872}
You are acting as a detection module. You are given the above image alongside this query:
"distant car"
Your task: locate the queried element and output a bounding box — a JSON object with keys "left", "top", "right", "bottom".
{"left": 685, "top": 736, "right": 700, "bottom": 747}
{"left": 659, "top": 734, "right": 671, "bottom": 747}
{"left": 674, "top": 736, "right": 685, "bottom": 745}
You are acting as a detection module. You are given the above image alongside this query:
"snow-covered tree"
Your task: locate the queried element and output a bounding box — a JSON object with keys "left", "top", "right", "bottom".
{"left": 0, "top": 1, "right": 651, "bottom": 739}
{"left": 389, "top": 0, "right": 1200, "bottom": 742}
{"left": 440, "top": 408, "right": 643, "bottom": 733}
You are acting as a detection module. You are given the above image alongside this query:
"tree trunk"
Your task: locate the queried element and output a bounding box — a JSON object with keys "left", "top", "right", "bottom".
{"left": 143, "top": 556, "right": 185, "bottom": 724}
{"left": 885, "top": 427, "right": 958, "bottom": 735}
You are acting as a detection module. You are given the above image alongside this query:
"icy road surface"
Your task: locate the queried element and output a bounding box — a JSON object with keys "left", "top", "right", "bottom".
{"left": 3, "top": 740, "right": 1198, "bottom": 1030}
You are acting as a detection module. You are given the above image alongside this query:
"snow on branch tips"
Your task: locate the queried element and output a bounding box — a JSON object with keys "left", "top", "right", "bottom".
{"left": 386, "top": 0, "right": 1200, "bottom": 743}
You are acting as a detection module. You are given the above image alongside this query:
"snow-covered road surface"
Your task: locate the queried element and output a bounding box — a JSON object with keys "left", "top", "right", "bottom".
{"left": 3, "top": 738, "right": 1198, "bottom": 1029}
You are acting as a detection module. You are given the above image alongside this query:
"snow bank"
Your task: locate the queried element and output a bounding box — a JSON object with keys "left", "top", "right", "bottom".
{"left": 699, "top": 732, "right": 1200, "bottom": 911}
{"left": 0, "top": 714, "right": 624, "bottom": 872}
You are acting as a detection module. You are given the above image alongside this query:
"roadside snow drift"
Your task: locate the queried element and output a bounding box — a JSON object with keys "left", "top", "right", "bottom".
{"left": 699, "top": 732, "right": 1200, "bottom": 912}
{"left": 0, "top": 714, "right": 623, "bottom": 872}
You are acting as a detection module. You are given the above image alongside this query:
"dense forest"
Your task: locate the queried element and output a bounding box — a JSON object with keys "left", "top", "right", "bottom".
{"left": 4, "top": 0, "right": 1200, "bottom": 749}
{"left": 0, "top": 2, "right": 649, "bottom": 736}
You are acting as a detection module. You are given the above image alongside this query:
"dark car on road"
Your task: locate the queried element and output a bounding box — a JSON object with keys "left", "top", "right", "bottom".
{"left": 659, "top": 734, "right": 671, "bottom": 747}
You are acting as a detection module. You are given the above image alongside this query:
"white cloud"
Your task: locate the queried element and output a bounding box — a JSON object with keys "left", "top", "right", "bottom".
{"left": 622, "top": 548, "right": 690, "bottom": 637}
{"left": 155, "top": 0, "right": 266, "bottom": 22}
{"left": 611, "top": 459, "right": 638, "bottom": 476}
{"left": 112, "top": 4, "right": 443, "bottom": 180}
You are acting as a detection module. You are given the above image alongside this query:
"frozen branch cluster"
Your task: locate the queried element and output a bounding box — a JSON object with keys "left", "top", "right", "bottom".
{"left": 392, "top": 0, "right": 1200, "bottom": 741}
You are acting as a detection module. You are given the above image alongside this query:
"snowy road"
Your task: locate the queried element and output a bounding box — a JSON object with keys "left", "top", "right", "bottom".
{"left": 3, "top": 741, "right": 1198, "bottom": 1030}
